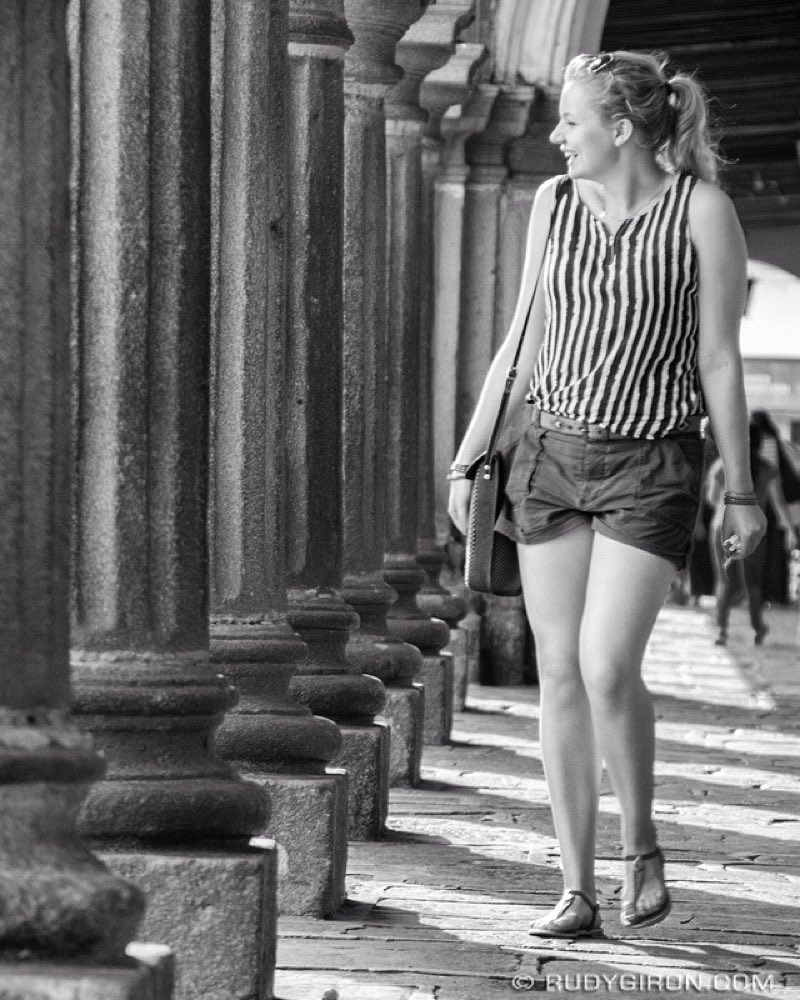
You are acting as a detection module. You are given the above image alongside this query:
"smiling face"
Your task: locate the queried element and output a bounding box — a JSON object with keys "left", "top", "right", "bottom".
{"left": 549, "top": 80, "right": 620, "bottom": 181}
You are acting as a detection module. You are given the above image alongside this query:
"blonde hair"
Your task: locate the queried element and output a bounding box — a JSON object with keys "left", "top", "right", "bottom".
{"left": 565, "top": 50, "right": 723, "bottom": 183}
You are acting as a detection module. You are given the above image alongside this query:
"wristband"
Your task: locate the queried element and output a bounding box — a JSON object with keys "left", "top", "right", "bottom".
{"left": 723, "top": 492, "right": 758, "bottom": 506}
{"left": 447, "top": 461, "right": 471, "bottom": 482}
{"left": 448, "top": 457, "right": 484, "bottom": 482}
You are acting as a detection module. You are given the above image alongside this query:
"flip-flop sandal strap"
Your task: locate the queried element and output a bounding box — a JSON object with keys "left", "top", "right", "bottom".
{"left": 567, "top": 888, "right": 599, "bottom": 914}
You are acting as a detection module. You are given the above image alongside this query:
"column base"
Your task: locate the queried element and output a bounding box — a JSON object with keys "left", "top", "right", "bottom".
{"left": 381, "top": 683, "right": 424, "bottom": 787}
{"left": 252, "top": 768, "right": 348, "bottom": 917}
{"left": 483, "top": 595, "right": 528, "bottom": 685}
{"left": 422, "top": 651, "right": 454, "bottom": 745}
{"left": 328, "top": 723, "right": 389, "bottom": 840}
{"left": 461, "top": 606, "right": 482, "bottom": 684}
{"left": 101, "top": 840, "right": 276, "bottom": 1000}
{"left": 0, "top": 949, "right": 174, "bottom": 1000}
{"left": 448, "top": 626, "right": 469, "bottom": 712}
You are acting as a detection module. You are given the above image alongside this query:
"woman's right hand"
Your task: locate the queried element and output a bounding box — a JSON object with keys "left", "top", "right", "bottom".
{"left": 448, "top": 479, "right": 473, "bottom": 537}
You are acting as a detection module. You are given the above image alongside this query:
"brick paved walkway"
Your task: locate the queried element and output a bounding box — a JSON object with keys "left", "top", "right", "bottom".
{"left": 275, "top": 604, "right": 800, "bottom": 999}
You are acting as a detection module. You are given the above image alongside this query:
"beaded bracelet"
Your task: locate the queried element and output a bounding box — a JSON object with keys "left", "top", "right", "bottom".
{"left": 723, "top": 491, "right": 758, "bottom": 506}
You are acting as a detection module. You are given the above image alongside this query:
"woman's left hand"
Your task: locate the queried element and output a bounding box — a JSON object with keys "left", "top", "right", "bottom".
{"left": 721, "top": 504, "right": 767, "bottom": 569}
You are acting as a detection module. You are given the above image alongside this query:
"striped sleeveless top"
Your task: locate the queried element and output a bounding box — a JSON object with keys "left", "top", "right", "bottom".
{"left": 529, "top": 172, "right": 704, "bottom": 438}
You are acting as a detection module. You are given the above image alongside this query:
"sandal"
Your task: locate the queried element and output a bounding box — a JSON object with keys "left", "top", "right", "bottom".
{"left": 528, "top": 889, "right": 603, "bottom": 939}
{"left": 620, "top": 846, "right": 671, "bottom": 928}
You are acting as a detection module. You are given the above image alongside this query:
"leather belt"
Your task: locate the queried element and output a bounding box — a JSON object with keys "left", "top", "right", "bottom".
{"left": 532, "top": 408, "right": 702, "bottom": 441}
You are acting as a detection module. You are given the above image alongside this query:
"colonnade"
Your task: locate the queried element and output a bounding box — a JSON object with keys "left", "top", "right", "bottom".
{"left": 0, "top": 0, "right": 603, "bottom": 996}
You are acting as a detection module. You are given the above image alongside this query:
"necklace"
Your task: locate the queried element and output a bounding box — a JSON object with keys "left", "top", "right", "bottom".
{"left": 598, "top": 179, "right": 670, "bottom": 222}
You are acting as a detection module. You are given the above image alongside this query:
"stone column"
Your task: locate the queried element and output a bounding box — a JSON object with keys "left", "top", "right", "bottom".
{"left": 412, "top": 22, "right": 481, "bottom": 717}
{"left": 459, "top": 85, "right": 534, "bottom": 688}
{"left": 430, "top": 82, "right": 496, "bottom": 543}
{"left": 208, "top": 0, "right": 347, "bottom": 917}
{"left": 425, "top": 80, "right": 496, "bottom": 691}
{"left": 69, "top": 4, "right": 274, "bottom": 998}
{"left": 384, "top": 23, "right": 455, "bottom": 747}
{"left": 340, "top": 0, "right": 427, "bottom": 789}
{"left": 286, "top": 0, "right": 389, "bottom": 841}
{"left": 0, "top": 4, "right": 173, "bottom": 996}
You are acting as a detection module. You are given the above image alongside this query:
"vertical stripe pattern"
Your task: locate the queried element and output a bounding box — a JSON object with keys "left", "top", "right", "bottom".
{"left": 531, "top": 173, "right": 702, "bottom": 438}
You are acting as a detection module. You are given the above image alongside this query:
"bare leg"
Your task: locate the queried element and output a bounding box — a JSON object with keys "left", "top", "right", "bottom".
{"left": 518, "top": 524, "right": 600, "bottom": 925}
{"left": 579, "top": 533, "right": 676, "bottom": 918}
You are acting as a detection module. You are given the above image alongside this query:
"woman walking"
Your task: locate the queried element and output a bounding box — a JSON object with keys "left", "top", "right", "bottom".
{"left": 448, "top": 50, "right": 765, "bottom": 937}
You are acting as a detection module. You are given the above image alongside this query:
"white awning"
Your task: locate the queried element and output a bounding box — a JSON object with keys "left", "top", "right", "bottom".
{"left": 740, "top": 260, "right": 800, "bottom": 360}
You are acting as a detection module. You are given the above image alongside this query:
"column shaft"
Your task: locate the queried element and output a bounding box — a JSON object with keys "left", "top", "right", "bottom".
{"left": 286, "top": 1, "right": 389, "bottom": 840}
{"left": 72, "top": 0, "right": 265, "bottom": 841}
{"left": 340, "top": 0, "right": 426, "bottom": 792}
{"left": 70, "top": 4, "right": 272, "bottom": 996}
{"left": 209, "top": 0, "right": 347, "bottom": 916}
{"left": 385, "top": 111, "right": 452, "bottom": 746}
{"left": 417, "top": 132, "right": 470, "bottom": 708}
{"left": 0, "top": 0, "right": 144, "bottom": 971}
{"left": 409, "top": 18, "right": 484, "bottom": 702}
{"left": 426, "top": 82, "right": 496, "bottom": 695}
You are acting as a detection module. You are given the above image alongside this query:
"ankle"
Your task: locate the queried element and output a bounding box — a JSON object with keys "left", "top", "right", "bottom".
{"left": 623, "top": 823, "right": 657, "bottom": 859}
{"left": 562, "top": 887, "right": 597, "bottom": 907}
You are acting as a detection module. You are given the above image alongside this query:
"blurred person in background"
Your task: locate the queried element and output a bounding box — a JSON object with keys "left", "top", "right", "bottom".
{"left": 708, "top": 419, "right": 796, "bottom": 645}
{"left": 751, "top": 410, "right": 800, "bottom": 605}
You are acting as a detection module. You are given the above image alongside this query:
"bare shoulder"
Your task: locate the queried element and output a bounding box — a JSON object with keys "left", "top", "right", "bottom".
{"left": 534, "top": 175, "right": 561, "bottom": 204}
{"left": 687, "top": 178, "right": 746, "bottom": 268}
{"left": 688, "top": 178, "right": 740, "bottom": 231}
{"left": 533, "top": 177, "right": 561, "bottom": 215}
{"left": 525, "top": 175, "right": 561, "bottom": 240}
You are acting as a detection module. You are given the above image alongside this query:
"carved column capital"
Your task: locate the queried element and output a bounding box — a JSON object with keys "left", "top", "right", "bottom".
{"left": 438, "top": 81, "right": 498, "bottom": 177}
{"left": 386, "top": 0, "right": 476, "bottom": 123}
{"left": 343, "top": 0, "right": 420, "bottom": 89}
{"left": 465, "top": 83, "right": 536, "bottom": 177}
{"left": 508, "top": 85, "right": 564, "bottom": 184}
{"left": 420, "top": 41, "right": 487, "bottom": 136}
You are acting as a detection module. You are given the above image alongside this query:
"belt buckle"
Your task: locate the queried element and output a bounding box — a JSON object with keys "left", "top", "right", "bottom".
{"left": 587, "top": 421, "right": 609, "bottom": 441}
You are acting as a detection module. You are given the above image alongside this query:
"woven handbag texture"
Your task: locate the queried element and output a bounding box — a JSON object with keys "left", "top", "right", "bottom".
{"left": 465, "top": 451, "right": 521, "bottom": 597}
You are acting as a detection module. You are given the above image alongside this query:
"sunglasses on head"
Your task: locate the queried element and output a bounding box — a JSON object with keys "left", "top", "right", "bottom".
{"left": 588, "top": 52, "right": 615, "bottom": 74}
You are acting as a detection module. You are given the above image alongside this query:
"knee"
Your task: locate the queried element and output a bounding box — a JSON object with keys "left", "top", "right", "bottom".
{"left": 536, "top": 646, "right": 583, "bottom": 700}
{"left": 581, "top": 659, "right": 636, "bottom": 706}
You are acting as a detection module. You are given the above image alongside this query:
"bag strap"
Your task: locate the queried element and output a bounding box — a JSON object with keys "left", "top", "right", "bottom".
{"left": 481, "top": 206, "right": 556, "bottom": 478}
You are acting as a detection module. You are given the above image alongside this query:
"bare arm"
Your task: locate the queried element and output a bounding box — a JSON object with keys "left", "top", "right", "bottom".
{"left": 452, "top": 177, "right": 558, "bottom": 467}
{"left": 690, "top": 180, "right": 766, "bottom": 560}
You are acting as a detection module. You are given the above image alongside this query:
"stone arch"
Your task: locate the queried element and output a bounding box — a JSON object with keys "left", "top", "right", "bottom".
{"left": 492, "top": 0, "right": 610, "bottom": 86}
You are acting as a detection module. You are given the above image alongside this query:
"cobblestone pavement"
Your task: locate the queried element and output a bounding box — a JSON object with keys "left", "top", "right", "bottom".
{"left": 275, "top": 604, "right": 800, "bottom": 999}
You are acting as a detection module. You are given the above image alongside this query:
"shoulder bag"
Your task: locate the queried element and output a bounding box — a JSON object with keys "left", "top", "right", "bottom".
{"left": 464, "top": 212, "right": 554, "bottom": 596}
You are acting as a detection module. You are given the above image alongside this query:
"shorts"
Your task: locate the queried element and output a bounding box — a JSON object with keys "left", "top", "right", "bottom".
{"left": 495, "top": 422, "right": 706, "bottom": 570}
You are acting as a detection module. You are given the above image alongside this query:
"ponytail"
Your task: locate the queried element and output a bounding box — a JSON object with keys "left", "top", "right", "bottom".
{"left": 664, "top": 73, "right": 722, "bottom": 183}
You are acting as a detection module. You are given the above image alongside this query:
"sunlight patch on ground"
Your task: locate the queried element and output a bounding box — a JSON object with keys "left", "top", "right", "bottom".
{"left": 653, "top": 759, "right": 800, "bottom": 792}
{"left": 656, "top": 720, "right": 800, "bottom": 755}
